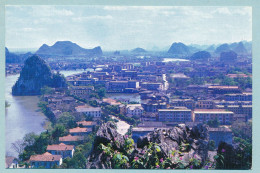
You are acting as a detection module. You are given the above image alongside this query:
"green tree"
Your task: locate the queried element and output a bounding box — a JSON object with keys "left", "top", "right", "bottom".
{"left": 51, "top": 73, "right": 67, "bottom": 88}
{"left": 221, "top": 76, "right": 237, "bottom": 86}
{"left": 41, "top": 86, "right": 54, "bottom": 95}
{"left": 56, "top": 112, "right": 77, "bottom": 129}
{"left": 69, "top": 152, "right": 87, "bottom": 168}
{"left": 96, "top": 87, "right": 106, "bottom": 98}
{"left": 51, "top": 124, "right": 67, "bottom": 141}
{"left": 208, "top": 140, "right": 216, "bottom": 151}
{"left": 207, "top": 118, "right": 220, "bottom": 128}
{"left": 23, "top": 132, "right": 37, "bottom": 146}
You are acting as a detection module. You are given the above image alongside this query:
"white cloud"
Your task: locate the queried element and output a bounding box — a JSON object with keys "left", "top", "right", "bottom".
{"left": 54, "top": 9, "right": 74, "bottom": 16}
{"left": 31, "top": 6, "right": 74, "bottom": 17}
{"left": 213, "top": 7, "right": 232, "bottom": 15}
{"left": 5, "top": 6, "right": 252, "bottom": 50}
{"left": 72, "top": 15, "right": 113, "bottom": 22}
{"left": 234, "top": 7, "right": 252, "bottom": 16}
{"left": 103, "top": 6, "right": 128, "bottom": 11}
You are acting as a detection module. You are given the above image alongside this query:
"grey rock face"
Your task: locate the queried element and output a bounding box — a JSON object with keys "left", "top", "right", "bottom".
{"left": 86, "top": 122, "right": 209, "bottom": 169}
{"left": 137, "top": 124, "right": 209, "bottom": 163}
{"left": 87, "top": 122, "right": 126, "bottom": 169}
{"left": 12, "top": 55, "right": 67, "bottom": 96}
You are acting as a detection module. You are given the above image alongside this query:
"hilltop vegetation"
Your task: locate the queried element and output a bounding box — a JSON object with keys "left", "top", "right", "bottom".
{"left": 12, "top": 55, "right": 67, "bottom": 96}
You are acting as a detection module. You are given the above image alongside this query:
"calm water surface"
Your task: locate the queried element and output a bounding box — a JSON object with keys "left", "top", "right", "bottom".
{"left": 5, "top": 70, "right": 95, "bottom": 157}
{"left": 163, "top": 58, "right": 189, "bottom": 62}
{"left": 5, "top": 74, "right": 47, "bottom": 157}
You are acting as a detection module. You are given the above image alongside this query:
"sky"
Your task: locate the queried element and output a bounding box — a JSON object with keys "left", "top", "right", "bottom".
{"left": 5, "top": 6, "right": 252, "bottom": 51}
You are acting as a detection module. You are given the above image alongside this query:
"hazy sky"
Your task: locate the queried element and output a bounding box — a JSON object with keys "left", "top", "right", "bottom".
{"left": 6, "top": 6, "right": 252, "bottom": 51}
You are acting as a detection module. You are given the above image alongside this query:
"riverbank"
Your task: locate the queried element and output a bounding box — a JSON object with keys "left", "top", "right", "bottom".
{"left": 5, "top": 70, "right": 88, "bottom": 157}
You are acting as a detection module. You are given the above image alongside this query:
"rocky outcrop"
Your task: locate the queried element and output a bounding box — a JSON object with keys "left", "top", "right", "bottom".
{"left": 215, "top": 141, "right": 251, "bottom": 169}
{"left": 86, "top": 122, "right": 209, "bottom": 169}
{"left": 215, "top": 44, "right": 230, "bottom": 54}
{"left": 220, "top": 51, "right": 237, "bottom": 62}
{"left": 190, "top": 51, "right": 211, "bottom": 61}
{"left": 137, "top": 124, "right": 209, "bottom": 163}
{"left": 36, "top": 41, "right": 103, "bottom": 57}
{"left": 5, "top": 47, "right": 23, "bottom": 64}
{"left": 87, "top": 122, "right": 126, "bottom": 169}
{"left": 131, "top": 48, "right": 146, "bottom": 53}
{"left": 168, "top": 42, "right": 190, "bottom": 55}
{"left": 233, "top": 42, "right": 248, "bottom": 55}
{"left": 12, "top": 55, "right": 67, "bottom": 96}
{"left": 205, "top": 45, "right": 216, "bottom": 53}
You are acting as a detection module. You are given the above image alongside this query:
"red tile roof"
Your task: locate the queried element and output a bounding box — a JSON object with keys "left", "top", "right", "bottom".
{"left": 76, "top": 121, "right": 96, "bottom": 126}
{"left": 47, "top": 143, "right": 74, "bottom": 151}
{"left": 29, "top": 152, "right": 61, "bottom": 162}
{"left": 69, "top": 127, "right": 88, "bottom": 133}
{"left": 59, "top": 135, "right": 82, "bottom": 142}
{"left": 227, "top": 74, "right": 251, "bottom": 78}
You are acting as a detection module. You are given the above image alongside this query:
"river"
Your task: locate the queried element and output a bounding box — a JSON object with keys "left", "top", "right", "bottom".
{"left": 5, "top": 74, "right": 47, "bottom": 157}
{"left": 5, "top": 69, "right": 95, "bottom": 157}
{"left": 163, "top": 58, "right": 189, "bottom": 62}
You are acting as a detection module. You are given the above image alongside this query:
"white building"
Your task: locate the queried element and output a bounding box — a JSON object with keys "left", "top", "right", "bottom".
{"left": 75, "top": 105, "right": 102, "bottom": 117}
{"left": 5, "top": 157, "right": 19, "bottom": 168}
{"left": 126, "top": 104, "right": 144, "bottom": 117}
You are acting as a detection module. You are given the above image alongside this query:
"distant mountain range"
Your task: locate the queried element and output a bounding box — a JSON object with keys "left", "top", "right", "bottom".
{"left": 168, "top": 42, "right": 190, "bottom": 55}
{"left": 131, "top": 47, "right": 146, "bottom": 53}
{"left": 167, "top": 41, "right": 251, "bottom": 57}
{"left": 36, "top": 41, "right": 103, "bottom": 57}
{"left": 6, "top": 47, "right": 32, "bottom": 63}
{"left": 190, "top": 51, "right": 211, "bottom": 60}
{"left": 5, "top": 40, "right": 251, "bottom": 64}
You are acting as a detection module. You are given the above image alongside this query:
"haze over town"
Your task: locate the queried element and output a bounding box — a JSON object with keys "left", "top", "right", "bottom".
{"left": 6, "top": 6, "right": 252, "bottom": 51}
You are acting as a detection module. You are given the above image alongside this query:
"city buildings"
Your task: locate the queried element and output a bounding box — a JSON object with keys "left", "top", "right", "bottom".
{"left": 193, "top": 109, "right": 234, "bottom": 125}
{"left": 158, "top": 108, "right": 192, "bottom": 122}
{"left": 75, "top": 106, "right": 102, "bottom": 118}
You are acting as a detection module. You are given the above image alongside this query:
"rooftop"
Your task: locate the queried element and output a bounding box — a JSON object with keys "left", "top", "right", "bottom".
{"left": 47, "top": 143, "right": 74, "bottom": 151}
{"left": 209, "top": 127, "right": 232, "bottom": 132}
{"left": 69, "top": 127, "right": 88, "bottom": 133}
{"left": 77, "top": 121, "right": 97, "bottom": 126}
{"left": 208, "top": 86, "right": 239, "bottom": 89}
{"left": 75, "top": 106, "right": 101, "bottom": 112}
{"left": 194, "top": 109, "right": 234, "bottom": 114}
{"left": 29, "top": 152, "right": 61, "bottom": 162}
{"left": 158, "top": 109, "right": 191, "bottom": 112}
{"left": 59, "top": 135, "right": 82, "bottom": 142}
